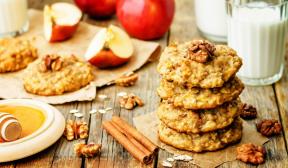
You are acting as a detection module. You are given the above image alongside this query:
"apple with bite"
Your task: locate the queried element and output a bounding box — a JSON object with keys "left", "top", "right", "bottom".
{"left": 74, "top": 0, "right": 117, "bottom": 18}
{"left": 44, "top": 3, "right": 82, "bottom": 42}
{"left": 117, "top": 0, "right": 175, "bottom": 40}
{"left": 85, "top": 25, "right": 133, "bottom": 68}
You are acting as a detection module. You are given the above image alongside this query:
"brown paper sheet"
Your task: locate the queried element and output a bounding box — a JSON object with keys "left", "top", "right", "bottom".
{"left": 0, "top": 10, "right": 159, "bottom": 104}
{"left": 133, "top": 112, "right": 269, "bottom": 168}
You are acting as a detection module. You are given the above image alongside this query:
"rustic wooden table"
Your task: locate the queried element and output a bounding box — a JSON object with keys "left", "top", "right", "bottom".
{"left": 1, "top": 0, "right": 288, "bottom": 167}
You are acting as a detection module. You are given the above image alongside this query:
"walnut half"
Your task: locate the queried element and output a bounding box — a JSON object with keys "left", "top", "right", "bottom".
{"left": 115, "top": 72, "right": 139, "bottom": 87}
{"left": 63, "top": 120, "right": 89, "bottom": 141}
{"left": 236, "top": 143, "right": 266, "bottom": 165}
{"left": 74, "top": 143, "right": 101, "bottom": 157}
{"left": 119, "top": 93, "right": 144, "bottom": 110}
{"left": 240, "top": 103, "right": 257, "bottom": 120}
{"left": 39, "top": 54, "right": 63, "bottom": 72}
{"left": 256, "top": 119, "right": 282, "bottom": 137}
{"left": 187, "top": 40, "right": 216, "bottom": 63}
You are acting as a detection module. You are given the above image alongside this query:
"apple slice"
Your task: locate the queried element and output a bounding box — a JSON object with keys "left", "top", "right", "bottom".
{"left": 85, "top": 25, "right": 134, "bottom": 68}
{"left": 44, "top": 3, "right": 82, "bottom": 42}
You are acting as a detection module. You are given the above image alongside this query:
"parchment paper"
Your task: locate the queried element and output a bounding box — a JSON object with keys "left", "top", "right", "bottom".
{"left": 133, "top": 112, "right": 269, "bottom": 168}
{"left": 0, "top": 10, "right": 159, "bottom": 104}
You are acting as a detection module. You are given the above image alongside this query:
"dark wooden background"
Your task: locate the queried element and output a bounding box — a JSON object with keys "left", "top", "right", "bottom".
{"left": 1, "top": 0, "right": 288, "bottom": 167}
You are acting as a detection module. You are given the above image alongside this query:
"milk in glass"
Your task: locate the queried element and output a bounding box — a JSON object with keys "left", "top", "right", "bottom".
{"left": 227, "top": 1, "right": 287, "bottom": 85}
{"left": 0, "top": 0, "right": 29, "bottom": 37}
{"left": 195, "top": 0, "right": 227, "bottom": 42}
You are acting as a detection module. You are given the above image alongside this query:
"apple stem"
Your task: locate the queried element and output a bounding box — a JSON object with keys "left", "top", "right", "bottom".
{"left": 103, "top": 43, "right": 110, "bottom": 51}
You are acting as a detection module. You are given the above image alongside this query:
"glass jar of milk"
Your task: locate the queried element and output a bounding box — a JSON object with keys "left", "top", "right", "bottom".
{"left": 227, "top": 0, "right": 288, "bottom": 86}
{"left": 194, "top": 0, "right": 227, "bottom": 42}
{"left": 0, "top": 0, "right": 29, "bottom": 37}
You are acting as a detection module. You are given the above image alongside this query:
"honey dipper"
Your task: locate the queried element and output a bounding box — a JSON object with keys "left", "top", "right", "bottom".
{"left": 0, "top": 112, "right": 22, "bottom": 142}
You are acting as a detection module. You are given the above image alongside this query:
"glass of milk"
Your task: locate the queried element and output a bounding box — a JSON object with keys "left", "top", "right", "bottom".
{"left": 0, "top": 0, "right": 29, "bottom": 37}
{"left": 227, "top": 0, "right": 288, "bottom": 86}
{"left": 195, "top": 0, "right": 227, "bottom": 42}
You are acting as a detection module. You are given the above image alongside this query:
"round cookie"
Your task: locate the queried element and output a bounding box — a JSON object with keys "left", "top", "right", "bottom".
{"left": 0, "top": 38, "right": 38, "bottom": 73}
{"left": 23, "top": 55, "right": 94, "bottom": 96}
{"left": 157, "top": 42, "right": 242, "bottom": 88}
{"left": 157, "top": 100, "right": 241, "bottom": 133}
{"left": 157, "top": 77, "right": 244, "bottom": 110}
{"left": 158, "top": 117, "right": 242, "bottom": 152}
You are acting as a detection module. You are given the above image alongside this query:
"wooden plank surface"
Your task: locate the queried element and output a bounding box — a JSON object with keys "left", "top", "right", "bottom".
{"left": 1, "top": 0, "right": 287, "bottom": 168}
{"left": 275, "top": 44, "right": 288, "bottom": 150}
{"left": 82, "top": 5, "right": 168, "bottom": 168}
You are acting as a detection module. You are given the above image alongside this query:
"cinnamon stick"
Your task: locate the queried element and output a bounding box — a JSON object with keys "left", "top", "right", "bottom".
{"left": 102, "top": 121, "right": 152, "bottom": 164}
{"left": 111, "top": 116, "right": 158, "bottom": 153}
{"left": 110, "top": 121, "right": 152, "bottom": 157}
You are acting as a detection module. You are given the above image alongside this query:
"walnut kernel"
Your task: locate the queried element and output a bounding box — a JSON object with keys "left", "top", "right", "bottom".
{"left": 187, "top": 40, "right": 215, "bottom": 63}
{"left": 39, "top": 54, "right": 63, "bottom": 72}
{"left": 115, "top": 72, "right": 139, "bottom": 87}
{"left": 240, "top": 104, "right": 257, "bottom": 120}
{"left": 63, "top": 120, "right": 89, "bottom": 140}
{"left": 64, "top": 120, "right": 75, "bottom": 141}
{"left": 51, "top": 57, "right": 63, "bottom": 71}
{"left": 119, "top": 93, "right": 144, "bottom": 110}
{"left": 256, "top": 119, "right": 282, "bottom": 137}
{"left": 76, "top": 121, "right": 89, "bottom": 139}
{"left": 74, "top": 143, "right": 101, "bottom": 157}
{"left": 236, "top": 143, "right": 265, "bottom": 165}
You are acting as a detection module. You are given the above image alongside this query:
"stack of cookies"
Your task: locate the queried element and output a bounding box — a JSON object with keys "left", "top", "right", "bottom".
{"left": 156, "top": 40, "right": 244, "bottom": 152}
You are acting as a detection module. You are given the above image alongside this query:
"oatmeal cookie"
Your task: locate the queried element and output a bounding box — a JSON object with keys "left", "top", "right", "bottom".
{"left": 0, "top": 38, "right": 37, "bottom": 73}
{"left": 157, "top": 42, "right": 242, "bottom": 88}
{"left": 23, "top": 55, "right": 94, "bottom": 96}
{"left": 158, "top": 117, "right": 242, "bottom": 152}
{"left": 157, "top": 99, "right": 241, "bottom": 133}
{"left": 157, "top": 77, "right": 244, "bottom": 109}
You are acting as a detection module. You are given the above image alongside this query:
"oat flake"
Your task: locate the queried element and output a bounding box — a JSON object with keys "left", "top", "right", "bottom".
{"left": 117, "top": 92, "right": 127, "bottom": 97}
{"left": 173, "top": 154, "right": 192, "bottom": 161}
{"left": 124, "top": 71, "right": 134, "bottom": 76}
{"left": 105, "top": 107, "right": 113, "bottom": 111}
{"left": 162, "top": 160, "right": 172, "bottom": 167}
{"left": 98, "top": 94, "right": 108, "bottom": 100}
{"left": 166, "top": 157, "right": 175, "bottom": 162}
{"left": 69, "top": 109, "right": 79, "bottom": 114}
{"left": 89, "top": 109, "right": 97, "bottom": 114}
{"left": 98, "top": 109, "right": 106, "bottom": 114}
{"left": 74, "top": 113, "right": 84, "bottom": 118}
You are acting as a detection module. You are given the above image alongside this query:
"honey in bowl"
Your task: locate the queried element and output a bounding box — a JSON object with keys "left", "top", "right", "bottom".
{"left": 0, "top": 105, "right": 45, "bottom": 143}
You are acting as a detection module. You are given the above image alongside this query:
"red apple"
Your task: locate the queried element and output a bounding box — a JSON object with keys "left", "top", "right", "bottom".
{"left": 116, "top": 0, "right": 175, "bottom": 40}
{"left": 85, "top": 25, "right": 134, "bottom": 68}
{"left": 74, "top": 0, "right": 116, "bottom": 18}
{"left": 44, "top": 3, "right": 82, "bottom": 42}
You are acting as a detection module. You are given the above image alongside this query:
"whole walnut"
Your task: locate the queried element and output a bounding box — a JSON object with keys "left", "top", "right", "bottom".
{"left": 236, "top": 143, "right": 266, "bottom": 165}
{"left": 256, "top": 119, "right": 282, "bottom": 137}
{"left": 187, "top": 40, "right": 216, "bottom": 63}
